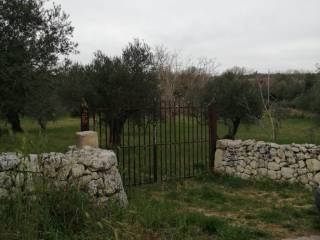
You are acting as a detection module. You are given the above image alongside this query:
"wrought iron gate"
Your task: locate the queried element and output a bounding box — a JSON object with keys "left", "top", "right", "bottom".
{"left": 90, "top": 102, "right": 217, "bottom": 186}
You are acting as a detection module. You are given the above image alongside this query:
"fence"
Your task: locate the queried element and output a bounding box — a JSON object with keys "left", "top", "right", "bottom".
{"left": 81, "top": 101, "right": 217, "bottom": 186}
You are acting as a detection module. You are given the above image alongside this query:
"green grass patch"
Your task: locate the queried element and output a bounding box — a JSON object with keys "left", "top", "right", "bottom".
{"left": 0, "top": 173, "right": 319, "bottom": 239}
{"left": 219, "top": 117, "right": 320, "bottom": 144}
{"left": 1, "top": 116, "right": 320, "bottom": 154}
{"left": 146, "top": 173, "right": 320, "bottom": 239}
{"left": 0, "top": 117, "right": 79, "bottom": 153}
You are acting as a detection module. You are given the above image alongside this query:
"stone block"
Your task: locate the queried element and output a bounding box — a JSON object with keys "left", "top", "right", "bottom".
{"left": 298, "top": 160, "right": 306, "bottom": 168}
{"left": 274, "top": 157, "right": 281, "bottom": 163}
{"left": 314, "top": 173, "right": 320, "bottom": 185}
{"left": 258, "top": 168, "right": 268, "bottom": 176}
{"left": 306, "top": 159, "right": 320, "bottom": 172}
{"left": 292, "top": 147, "right": 300, "bottom": 153}
{"left": 270, "top": 148, "right": 277, "bottom": 157}
{"left": 0, "top": 147, "right": 127, "bottom": 207}
{"left": 236, "top": 165, "right": 244, "bottom": 173}
{"left": 270, "top": 143, "right": 279, "bottom": 149}
{"left": 70, "top": 164, "right": 86, "bottom": 178}
{"left": 277, "top": 149, "right": 285, "bottom": 160}
{"left": 250, "top": 160, "right": 258, "bottom": 169}
{"left": 298, "top": 175, "right": 308, "bottom": 184}
{"left": 76, "top": 131, "right": 99, "bottom": 149}
{"left": 214, "top": 149, "right": 224, "bottom": 169}
{"left": 268, "top": 170, "right": 281, "bottom": 180}
{"left": 281, "top": 167, "right": 295, "bottom": 179}
{"left": 225, "top": 166, "right": 235, "bottom": 174}
{"left": 297, "top": 153, "right": 306, "bottom": 160}
{"left": 285, "top": 151, "right": 294, "bottom": 158}
{"left": 268, "top": 162, "right": 280, "bottom": 171}
{"left": 297, "top": 168, "right": 307, "bottom": 175}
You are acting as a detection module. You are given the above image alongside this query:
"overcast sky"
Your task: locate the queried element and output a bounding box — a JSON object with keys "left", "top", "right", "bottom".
{"left": 54, "top": 0, "right": 320, "bottom": 73}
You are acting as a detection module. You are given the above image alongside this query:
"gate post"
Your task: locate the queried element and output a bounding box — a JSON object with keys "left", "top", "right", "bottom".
{"left": 80, "top": 98, "right": 89, "bottom": 131}
{"left": 208, "top": 100, "right": 218, "bottom": 171}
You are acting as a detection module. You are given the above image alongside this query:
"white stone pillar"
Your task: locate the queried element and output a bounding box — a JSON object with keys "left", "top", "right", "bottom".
{"left": 76, "top": 131, "right": 99, "bottom": 149}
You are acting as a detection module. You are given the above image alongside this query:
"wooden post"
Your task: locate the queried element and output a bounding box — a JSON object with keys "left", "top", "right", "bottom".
{"left": 80, "top": 98, "right": 89, "bottom": 131}
{"left": 208, "top": 100, "right": 218, "bottom": 171}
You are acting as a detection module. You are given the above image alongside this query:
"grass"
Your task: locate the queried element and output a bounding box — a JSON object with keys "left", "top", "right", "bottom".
{"left": 0, "top": 114, "right": 319, "bottom": 239}
{"left": 0, "top": 173, "right": 319, "bottom": 239}
{"left": 0, "top": 118, "right": 79, "bottom": 153}
{"left": 1, "top": 115, "right": 319, "bottom": 187}
{"left": 1, "top": 115, "right": 319, "bottom": 154}
{"left": 140, "top": 173, "right": 320, "bottom": 239}
{"left": 228, "top": 117, "right": 320, "bottom": 145}
{"left": 0, "top": 115, "right": 319, "bottom": 239}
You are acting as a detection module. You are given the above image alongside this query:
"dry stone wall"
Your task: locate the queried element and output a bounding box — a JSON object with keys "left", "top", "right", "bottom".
{"left": 215, "top": 139, "right": 320, "bottom": 189}
{"left": 0, "top": 146, "right": 128, "bottom": 206}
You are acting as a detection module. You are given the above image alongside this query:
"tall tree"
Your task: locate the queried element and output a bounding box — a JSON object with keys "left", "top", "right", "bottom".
{"left": 201, "top": 67, "right": 263, "bottom": 139}
{"left": 93, "top": 40, "right": 159, "bottom": 145}
{"left": 62, "top": 39, "right": 159, "bottom": 146}
{"left": 0, "top": 0, "right": 77, "bottom": 132}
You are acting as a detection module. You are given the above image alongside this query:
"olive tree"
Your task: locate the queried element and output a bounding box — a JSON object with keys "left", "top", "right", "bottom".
{"left": 201, "top": 67, "right": 263, "bottom": 139}
{"left": 62, "top": 39, "right": 160, "bottom": 146}
{"left": 0, "top": 0, "right": 77, "bottom": 132}
{"left": 93, "top": 40, "right": 159, "bottom": 145}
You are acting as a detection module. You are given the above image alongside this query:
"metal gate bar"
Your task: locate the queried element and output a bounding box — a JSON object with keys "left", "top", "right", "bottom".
{"left": 90, "top": 101, "right": 217, "bottom": 186}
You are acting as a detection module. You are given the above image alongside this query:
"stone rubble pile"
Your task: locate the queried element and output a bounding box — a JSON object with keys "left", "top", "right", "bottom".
{"left": 0, "top": 146, "right": 128, "bottom": 206}
{"left": 215, "top": 139, "right": 320, "bottom": 189}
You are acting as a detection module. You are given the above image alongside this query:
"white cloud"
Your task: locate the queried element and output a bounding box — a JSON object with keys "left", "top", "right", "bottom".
{"left": 54, "top": 0, "right": 320, "bottom": 72}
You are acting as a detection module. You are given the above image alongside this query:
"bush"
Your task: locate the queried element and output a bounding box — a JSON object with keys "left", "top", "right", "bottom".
{"left": 0, "top": 182, "right": 110, "bottom": 240}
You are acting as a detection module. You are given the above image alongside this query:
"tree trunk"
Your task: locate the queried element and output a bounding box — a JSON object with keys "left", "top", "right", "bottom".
{"left": 231, "top": 118, "right": 241, "bottom": 139}
{"left": 38, "top": 118, "right": 47, "bottom": 131}
{"left": 6, "top": 112, "right": 23, "bottom": 133}
{"left": 109, "top": 118, "right": 125, "bottom": 147}
{"left": 224, "top": 118, "right": 240, "bottom": 140}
